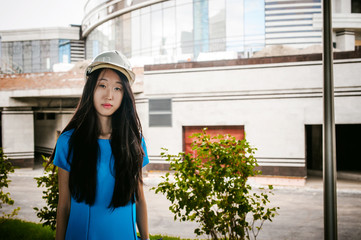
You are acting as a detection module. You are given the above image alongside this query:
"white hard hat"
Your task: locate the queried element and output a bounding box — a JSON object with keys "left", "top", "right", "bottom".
{"left": 86, "top": 50, "right": 135, "bottom": 85}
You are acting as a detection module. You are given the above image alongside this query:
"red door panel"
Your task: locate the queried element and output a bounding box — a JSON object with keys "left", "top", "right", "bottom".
{"left": 183, "top": 126, "right": 245, "bottom": 157}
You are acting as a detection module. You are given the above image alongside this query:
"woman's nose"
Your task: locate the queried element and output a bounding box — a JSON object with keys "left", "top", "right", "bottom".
{"left": 106, "top": 88, "right": 113, "bottom": 99}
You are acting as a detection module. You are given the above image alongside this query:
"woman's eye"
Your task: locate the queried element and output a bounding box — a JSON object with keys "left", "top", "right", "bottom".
{"left": 115, "top": 87, "right": 121, "bottom": 91}
{"left": 99, "top": 84, "right": 106, "bottom": 88}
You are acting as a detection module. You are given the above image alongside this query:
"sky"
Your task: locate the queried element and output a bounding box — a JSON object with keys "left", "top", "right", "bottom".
{"left": 0, "top": 0, "right": 88, "bottom": 31}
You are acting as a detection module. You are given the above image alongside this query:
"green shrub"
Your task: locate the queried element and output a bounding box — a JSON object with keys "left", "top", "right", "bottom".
{"left": 34, "top": 156, "right": 58, "bottom": 230}
{"left": 0, "top": 148, "right": 20, "bottom": 221}
{"left": 0, "top": 218, "right": 55, "bottom": 240}
{"left": 0, "top": 219, "right": 189, "bottom": 240}
{"left": 153, "top": 129, "right": 279, "bottom": 240}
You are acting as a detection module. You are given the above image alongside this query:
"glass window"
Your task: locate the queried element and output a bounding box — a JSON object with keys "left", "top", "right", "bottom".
{"left": 23, "top": 41, "right": 32, "bottom": 73}
{"left": 2, "top": 43, "right": 12, "bottom": 66}
{"left": 176, "top": 0, "right": 193, "bottom": 58}
{"left": 149, "top": 99, "right": 172, "bottom": 127}
{"left": 123, "top": 13, "right": 132, "bottom": 57}
{"left": 140, "top": 7, "right": 151, "bottom": 56}
{"left": 13, "top": 42, "right": 23, "bottom": 73}
{"left": 98, "top": 21, "right": 112, "bottom": 52}
{"left": 131, "top": 9, "right": 141, "bottom": 57}
{"left": 193, "top": 0, "right": 209, "bottom": 58}
{"left": 352, "top": 0, "right": 361, "bottom": 13}
{"left": 244, "top": 0, "right": 265, "bottom": 54}
{"left": 151, "top": 3, "right": 163, "bottom": 57}
{"left": 32, "top": 41, "right": 41, "bottom": 72}
{"left": 108, "top": 19, "right": 116, "bottom": 51}
{"left": 3, "top": 43, "right": 13, "bottom": 73}
{"left": 209, "top": 0, "right": 226, "bottom": 52}
{"left": 59, "top": 40, "right": 71, "bottom": 63}
{"left": 162, "top": 0, "right": 176, "bottom": 58}
{"left": 226, "top": 0, "right": 245, "bottom": 52}
{"left": 85, "top": 35, "right": 93, "bottom": 59}
{"left": 93, "top": 40, "right": 99, "bottom": 57}
{"left": 94, "top": 26, "right": 102, "bottom": 55}
{"left": 40, "top": 40, "right": 50, "bottom": 72}
{"left": 50, "top": 39, "right": 58, "bottom": 67}
{"left": 115, "top": 16, "right": 123, "bottom": 53}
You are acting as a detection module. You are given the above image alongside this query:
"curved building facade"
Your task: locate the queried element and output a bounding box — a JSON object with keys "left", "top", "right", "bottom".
{"left": 82, "top": 0, "right": 266, "bottom": 64}
{"left": 82, "top": 0, "right": 361, "bottom": 65}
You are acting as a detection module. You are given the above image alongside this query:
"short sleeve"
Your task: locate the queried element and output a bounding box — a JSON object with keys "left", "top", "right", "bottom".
{"left": 141, "top": 137, "right": 149, "bottom": 167}
{"left": 53, "top": 130, "right": 73, "bottom": 172}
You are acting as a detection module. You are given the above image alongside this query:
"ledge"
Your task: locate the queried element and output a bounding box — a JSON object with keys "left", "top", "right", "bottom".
{"left": 145, "top": 47, "right": 361, "bottom": 72}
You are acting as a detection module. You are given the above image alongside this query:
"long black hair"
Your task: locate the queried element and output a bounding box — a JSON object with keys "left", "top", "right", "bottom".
{"left": 50, "top": 68, "right": 144, "bottom": 208}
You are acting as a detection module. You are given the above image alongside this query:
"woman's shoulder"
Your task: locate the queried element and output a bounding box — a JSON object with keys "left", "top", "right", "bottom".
{"left": 62, "top": 128, "right": 75, "bottom": 136}
{"left": 54, "top": 129, "right": 74, "bottom": 171}
{"left": 57, "top": 129, "right": 75, "bottom": 143}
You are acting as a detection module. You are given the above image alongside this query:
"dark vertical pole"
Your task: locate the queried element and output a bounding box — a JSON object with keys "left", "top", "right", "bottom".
{"left": 322, "top": 0, "right": 338, "bottom": 239}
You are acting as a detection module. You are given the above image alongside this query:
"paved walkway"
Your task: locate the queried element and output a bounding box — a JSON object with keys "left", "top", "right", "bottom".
{"left": 2, "top": 168, "right": 361, "bottom": 239}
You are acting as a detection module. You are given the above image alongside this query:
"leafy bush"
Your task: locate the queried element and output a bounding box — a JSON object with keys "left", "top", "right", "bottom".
{"left": 34, "top": 156, "right": 58, "bottom": 230}
{"left": 0, "top": 219, "right": 186, "bottom": 240}
{"left": 153, "top": 129, "right": 279, "bottom": 240}
{"left": 0, "top": 148, "right": 20, "bottom": 221}
{"left": 0, "top": 218, "right": 55, "bottom": 240}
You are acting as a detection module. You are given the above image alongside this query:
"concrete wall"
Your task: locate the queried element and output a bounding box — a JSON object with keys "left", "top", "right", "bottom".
{"left": 1, "top": 108, "right": 34, "bottom": 167}
{"left": 34, "top": 112, "right": 73, "bottom": 155}
{"left": 140, "top": 58, "right": 361, "bottom": 176}
{"left": 1, "top": 53, "right": 360, "bottom": 175}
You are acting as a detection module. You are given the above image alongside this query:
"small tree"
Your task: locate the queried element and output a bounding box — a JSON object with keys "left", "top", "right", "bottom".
{"left": 0, "top": 148, "right": 20, "bottom": 221}
{"left": 153, "top": 129, "right": 279, "bottom": 239}
{"left": 34, "top": 156, "right": 58, "bottom": 230}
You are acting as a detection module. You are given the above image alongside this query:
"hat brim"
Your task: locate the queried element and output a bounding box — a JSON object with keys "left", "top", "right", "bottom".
{"left": 87, "top": 63, "right": 135, "bottom": 85}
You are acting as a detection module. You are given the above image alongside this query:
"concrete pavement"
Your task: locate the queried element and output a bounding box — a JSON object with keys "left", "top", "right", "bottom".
{"left": 2, "top": 167, "right": 361, "bottom": 239}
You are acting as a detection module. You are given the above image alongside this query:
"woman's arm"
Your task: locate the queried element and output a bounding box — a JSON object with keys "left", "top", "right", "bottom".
{"left": 56, "top": 168, "right": 71, "bottom": 240}
{"left": 136, "top": 183, "right": 149, "bottom": 240}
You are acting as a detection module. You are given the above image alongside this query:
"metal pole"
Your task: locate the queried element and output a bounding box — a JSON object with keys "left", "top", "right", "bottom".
{"left": 322, "top": 0, "right": 338, "bottom": 239}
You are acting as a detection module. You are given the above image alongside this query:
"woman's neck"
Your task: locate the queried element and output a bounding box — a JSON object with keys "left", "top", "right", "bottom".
{"left": 98, "top": 116, "right": 112, "bottom": 139}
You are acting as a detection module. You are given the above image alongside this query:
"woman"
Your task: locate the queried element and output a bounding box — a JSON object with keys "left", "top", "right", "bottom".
{"left": 52, "top": 50, "right": 150, "bottom": 240}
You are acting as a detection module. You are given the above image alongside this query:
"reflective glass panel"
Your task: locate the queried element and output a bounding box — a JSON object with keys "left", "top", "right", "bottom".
{"left": 140, "top": 7, "right": 151, "bottom": 56}
{"left": 226, "top": 0, "right": 244, "bottom": 52}
{"left": 23, "top": 41, "right": 32, "bottom": 73}
{"left": 176, "top": 0, "right": 193, "bottom": 59}
{"left": 123, "top": 13, "right": 132, "bottom": 57}
{"left": 162, "top": 0, "right": 176, "bottom": 59}
{"left": 209, "top": 0, "right": 226, "bottom": 52}
{"left": 193, "top": 0, "right": 209, "bottom": 58}
{"left": 244, "top": 0, "right": 265, "bottom": 54}
{"left": 151, "top": 3, "right": 163, "bottom": 57}
{"left": 131, "top": 9, "right": 141, "bottom": 57}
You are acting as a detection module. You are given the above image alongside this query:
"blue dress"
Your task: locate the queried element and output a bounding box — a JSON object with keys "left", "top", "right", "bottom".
{"left": 53, "top": 129, "right": 149, "bottom": 240}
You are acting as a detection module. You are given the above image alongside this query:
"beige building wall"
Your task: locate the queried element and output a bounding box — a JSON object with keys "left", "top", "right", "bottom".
{"left": 140, "top": 57, "right": 361, "bottom": 177}
{"left": 1, "top": 108, "right": 34, "bottom": 167}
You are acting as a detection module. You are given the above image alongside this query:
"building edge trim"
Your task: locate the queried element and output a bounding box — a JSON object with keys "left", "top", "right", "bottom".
{"left": 144, "top": 51, "right": 361, "bottom": 74}
{"left": 82, "top": 0, "right": 167, "bottom": 38}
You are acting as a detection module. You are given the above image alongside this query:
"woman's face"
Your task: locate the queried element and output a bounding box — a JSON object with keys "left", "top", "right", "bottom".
{"left": 93, "top": 69, "right": 124, "bottom": 119}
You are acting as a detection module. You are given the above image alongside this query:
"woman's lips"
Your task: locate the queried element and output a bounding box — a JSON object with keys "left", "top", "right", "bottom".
{"left": 102, "top": 103, "right": 112, "bottom": 109}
